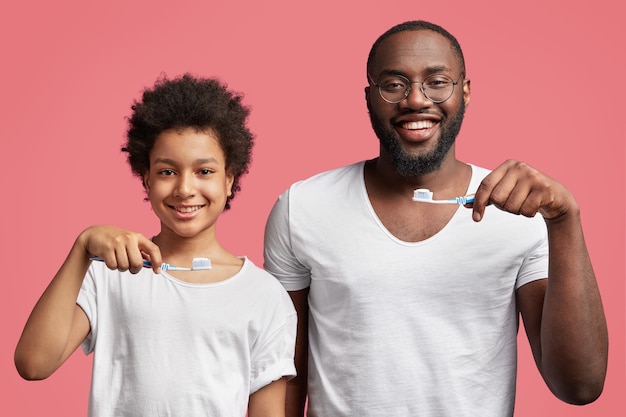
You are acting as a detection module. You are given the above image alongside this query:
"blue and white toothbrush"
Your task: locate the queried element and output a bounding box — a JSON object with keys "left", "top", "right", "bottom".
{"left": 412, "top": 188, "right": 475, "bottom": 205}
{"left": 89, "top": 256, "right": 212, "bottom": 271}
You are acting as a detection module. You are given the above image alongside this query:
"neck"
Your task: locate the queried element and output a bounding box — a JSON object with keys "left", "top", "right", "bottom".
{"left": 372, "top": 148, "right": 468, "bottom": 193}
{"left": 152, "top": 229, "right": 221, "bottom": 260}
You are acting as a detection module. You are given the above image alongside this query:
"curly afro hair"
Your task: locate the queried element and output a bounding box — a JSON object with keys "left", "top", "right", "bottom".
{"left": 123, "top": 73, "right": 254, "bottom": 210}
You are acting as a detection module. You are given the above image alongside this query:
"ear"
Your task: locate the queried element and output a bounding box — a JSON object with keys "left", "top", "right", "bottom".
{"left": 226, "top": 173, "right": 235, "bottom": 197}
{"left": 365, "top": 85, "right": 374, "bottom": 112}
{"left": 143, "top": 172, "right": 151, "bottom": 192}
{"left": 462, "top": 78, "right": 471, "bottom": 108}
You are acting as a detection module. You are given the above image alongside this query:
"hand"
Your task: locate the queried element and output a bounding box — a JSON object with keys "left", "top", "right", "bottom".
{"left": 471, "top": 160, "right": 578, "bottom": 222}
{"left": 78, "top": 225, "right": 162, "bottom": 274}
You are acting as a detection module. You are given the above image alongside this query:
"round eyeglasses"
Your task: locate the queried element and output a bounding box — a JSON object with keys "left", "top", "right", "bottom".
{"left": 369, "top": 73, "right": 464, "bottom": 104}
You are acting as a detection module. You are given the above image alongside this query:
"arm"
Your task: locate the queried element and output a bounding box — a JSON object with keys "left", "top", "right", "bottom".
{"left": 285, "top": 288, "right": 309, "bottom": 417}
{"left": 14, "top": 225, "right": 161, "bottom": 380}
{"left": 518, "top": 212, "right": 607, "bottom": 404}
{"left": 473, "top": 160, "right": 608, "bottom": 404}
{"left": 263, "top": 190, "right": 309, "bottom": 416}
{"left": 248, "top": 377, "right": 287, "bottom": 417}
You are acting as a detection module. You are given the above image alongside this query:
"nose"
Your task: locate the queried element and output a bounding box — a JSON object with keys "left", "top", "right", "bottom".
{"left": 401, "top": 82, "right": 432, "bottom": 109}
{"left": 174, "top": 172, "right": 196, "bottom": 198}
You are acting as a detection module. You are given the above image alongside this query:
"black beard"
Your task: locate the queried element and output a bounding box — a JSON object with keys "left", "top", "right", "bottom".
{"left": 369, "top": 101, "right": 466, "bottom": 177}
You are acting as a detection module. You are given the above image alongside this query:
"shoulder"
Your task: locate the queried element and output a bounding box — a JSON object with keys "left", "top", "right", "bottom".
{"left": 267, "top": 162, "right": 365, "bottom": 222}
{"left": 239, "top": 258, "right": 296, "bottom": 311}
{"left": 277, "top": 161, "right": 365, "bottom": 209}
{"left": 240, "top": 258, "right": 290, "bottom": 290}
{"left": 286, "top": 162, "right": 364, "bottom": 196}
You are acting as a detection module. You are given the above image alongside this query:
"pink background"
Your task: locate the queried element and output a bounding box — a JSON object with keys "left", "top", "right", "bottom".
{"left": 1, "top": 1, "right": 624, "bottom": 415}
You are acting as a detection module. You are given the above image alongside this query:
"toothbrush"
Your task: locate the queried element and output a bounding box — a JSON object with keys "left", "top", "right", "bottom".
{"left": 89, "top": 256, "right": 212, "bottom": 271}
{"left": 412, "top": 188, "right": 475, "bottom": 205}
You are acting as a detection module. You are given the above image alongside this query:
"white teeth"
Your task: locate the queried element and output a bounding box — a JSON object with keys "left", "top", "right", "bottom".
{"left": 176, "top": 206, "right": 202, "bottom": 213}
{"left": 403, "top": 120, "right": 434, "bottom": 130}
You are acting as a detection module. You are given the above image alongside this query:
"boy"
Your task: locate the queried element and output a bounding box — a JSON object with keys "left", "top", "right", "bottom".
{"left": 15, "top": 74, "right": 297, "bottom": 417}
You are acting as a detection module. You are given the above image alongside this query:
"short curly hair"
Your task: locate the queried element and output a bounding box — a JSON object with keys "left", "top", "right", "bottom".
{"left": 366, "top": 20, "right": 466, "bottom": 79}
{"left": 123, "top": 73, "right": 254, "bottom": 210}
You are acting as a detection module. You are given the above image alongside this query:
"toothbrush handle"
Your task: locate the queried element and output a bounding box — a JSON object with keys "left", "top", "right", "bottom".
{"left": 89, "top": 256, "right": 155, "bottom": 269}
{"left": 455, "top": 194, "right": 475, "bottom": 204}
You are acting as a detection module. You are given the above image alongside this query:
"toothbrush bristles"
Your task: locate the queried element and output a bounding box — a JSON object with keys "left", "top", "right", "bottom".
{"left": 191, "top": 258, "right": 212, "bottom": 270}
{"left": 413, "top": 189, "right": 434, "bottom": 201}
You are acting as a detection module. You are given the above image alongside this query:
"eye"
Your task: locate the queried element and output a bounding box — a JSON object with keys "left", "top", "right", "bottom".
{"left": 379, "top": 77, "right": 407, "bottom": 92}
{"left": 424, "top": 76, "right": 453, "bottom": 89}
{"left": 158, "top": 169, "right": 176, "bottom": 176}
{"left": 198, "top": 168, "right": 214, "bottom": 176}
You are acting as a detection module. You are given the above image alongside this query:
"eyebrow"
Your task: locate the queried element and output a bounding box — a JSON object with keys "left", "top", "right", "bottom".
{"left": 379, "top": 65, "right": 453, "bottom": 78}
{"left": 423, "top": 65, "right": 453, "bottom": 75}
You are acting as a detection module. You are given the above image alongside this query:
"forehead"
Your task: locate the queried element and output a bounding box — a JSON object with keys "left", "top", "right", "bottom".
{"left": 371, "top": 30, "right": 460, "bottom": 76}
{"left": 151, "top": 128, "right": 226, "bottom": 162}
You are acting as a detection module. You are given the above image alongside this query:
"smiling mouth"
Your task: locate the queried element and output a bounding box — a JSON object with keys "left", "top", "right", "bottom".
{"left": 171, "top": 205, "right": 205, "bottom": 213}
{"left": 400, "top": 120, "right": 436, "bottom": 130}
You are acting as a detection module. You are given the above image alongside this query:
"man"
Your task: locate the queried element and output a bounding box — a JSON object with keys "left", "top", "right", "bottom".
{"left": 264, "top": 20, "right": 607, "bottom": 417}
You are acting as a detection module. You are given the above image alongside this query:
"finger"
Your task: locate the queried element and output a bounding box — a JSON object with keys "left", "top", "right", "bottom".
{"left": 138, "top": 238, "right": 162, "bottom": 274}
{"left": 126, "top": 245, "right": 147, "bottom": 275}
{"left": 114, "top": 245, "right": 131, "bottom": 272}
{"left": 95, "top": 253, "right": 118, "bottom": 271}
{"left": 518, "top": 189, "right": 545, "bottom": 218}
{"left": 471, "top": 162, "right": 511, "bottom": 221}
{"left": 471, "top": 180, "right": 492, "bottom": 222}
{"left": 491, "top": 178, "right": 532, "bottom": 215}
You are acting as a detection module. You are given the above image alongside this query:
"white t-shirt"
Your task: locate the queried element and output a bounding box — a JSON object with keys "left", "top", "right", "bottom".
{"left": 264, "top": 162, "right": 548, "bottom": 417}
{"left": 77, "top": 257, "right": 297, "bottom": 417}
